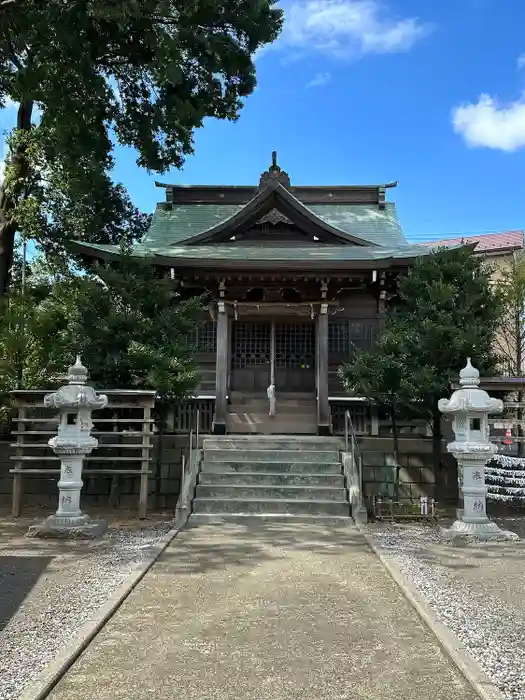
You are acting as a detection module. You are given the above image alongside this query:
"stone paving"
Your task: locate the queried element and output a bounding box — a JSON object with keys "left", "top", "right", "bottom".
{"left": 46, "top": 518, "right": 478, "bottom": 700}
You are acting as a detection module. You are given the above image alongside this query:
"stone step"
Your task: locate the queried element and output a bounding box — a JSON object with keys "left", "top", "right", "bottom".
{"left": 188, "top": 514, "right": 353, "bottom": 524}
{"left": 200, "top": 461, "right": 342, "bottom": 474}
{"left": 192, "top": 497, "right": 351, "bottom": 517}
{"left": 198, "top": 472, "right": 345, "bottom": 487}
{"left": 229, "top": 392, "right": 316, "bottom": 402}
{"left": 204, "top": 449, "right": 340, "bottom": 463}
{"left": 227, "top": 420, "right": 318, "bottom": 435}
{"left": 203, "top": 436, "right": 343, "bottom": 450}
{"left": 229, "top": 404, "right": 317, "bottom": 414}
{"left": 195, "top": 484, "right": 347, "bottom": 500}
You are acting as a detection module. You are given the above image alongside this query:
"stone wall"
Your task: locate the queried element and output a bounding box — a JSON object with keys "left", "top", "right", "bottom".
{"left": 0, "top": 435, "right": 194, "bottom": 513}
{"left": 360, "top": 437, "right": 458, "bottom": 504}
{"left": 0, "top": 434, "right": 460, "bottom": 512}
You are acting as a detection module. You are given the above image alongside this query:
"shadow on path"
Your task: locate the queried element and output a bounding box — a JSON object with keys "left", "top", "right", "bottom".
{"left": 157, "top": 518, "right": 364, "bottom": 575}
{"left": 0, "top": 555, "right": 52, "bottom": 631}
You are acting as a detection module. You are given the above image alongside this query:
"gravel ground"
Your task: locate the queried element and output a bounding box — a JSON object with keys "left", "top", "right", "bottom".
{"left": 0, "top": 512, "right": 173, "bottom": 700}
{"left": 367, "top": 518, "right": 525, "bottom": 700}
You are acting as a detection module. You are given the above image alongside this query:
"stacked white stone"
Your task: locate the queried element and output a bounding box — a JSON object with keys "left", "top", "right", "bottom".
{"left": 486, "top": 454, "right": 525, "bottom": 504}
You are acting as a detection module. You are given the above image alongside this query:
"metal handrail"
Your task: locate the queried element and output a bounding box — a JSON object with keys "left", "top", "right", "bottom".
{"left": 180, "top": 453, "right": 186, "bottom": 507}
{"left": 345, "top": 410, "right": 364, "bottom": 502}
{"left": 195, "top": 408, "right": 200, "bottom": 453}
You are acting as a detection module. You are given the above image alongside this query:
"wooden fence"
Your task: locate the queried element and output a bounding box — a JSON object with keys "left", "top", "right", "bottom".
{"left": 9, "top": 389, "right": 156, "bottom": 518}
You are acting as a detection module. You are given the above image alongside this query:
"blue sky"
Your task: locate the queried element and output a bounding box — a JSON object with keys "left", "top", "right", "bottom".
{"left": 3, "top": 0, "right": 525, "bottom": 244}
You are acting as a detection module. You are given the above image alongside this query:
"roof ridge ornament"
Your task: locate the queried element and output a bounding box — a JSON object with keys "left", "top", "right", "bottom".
{"left": 258, "top": 151, "right": 291, "bottom": 191}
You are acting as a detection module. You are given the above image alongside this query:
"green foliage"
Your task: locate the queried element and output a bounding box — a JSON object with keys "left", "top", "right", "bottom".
{"left": 339, "top": 326, "right": 422, "bottom": 496}
{"left": 71, "top": 250, "right": 204, "bottom": 399}
{"left": 0, "top": 247, "right": 204, "bottom": 426}
{"left": 0, "top": 252, "right": 75, "bottom": 422}
{"left": 10, "top": 127, "right": 153, "bottom": 259}
{"left": 339, "top": 247, "right": 502, "bottom": 481}
{"left": 0, "top": 0, "right": 283, "bottom": 289}
{"left": 389, "top": 246, "right": 502, "bottom": 415}
{"left": 339, "top": 326, "right": 418, "bottom": 412}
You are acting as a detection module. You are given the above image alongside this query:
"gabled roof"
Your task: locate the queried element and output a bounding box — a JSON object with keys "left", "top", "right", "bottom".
{"left": 69, "top": 153, "right": 428, "bottom": 269}
{"left": 421, "top": 231, "right": 524, "bottom": 254}
{"left": 167, "top": 181, "right": 376, "bottom": 246}
{"left": 143, "top": 198, "right": 406, "bottom": 248}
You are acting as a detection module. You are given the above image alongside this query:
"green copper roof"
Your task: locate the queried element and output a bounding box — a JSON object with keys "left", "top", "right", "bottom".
{"left": 144, "top": 204, "right": 243, "bottom": 246}
{"left": 72, "top": 241, "right": 432, "bottom": 262}
{"left": 152, "top": 243, "right": 426, "bottom": 261}
{"left": 308, "top": 203, "right": 405, "bottom": 246}
{"left": 143, "top": 201, "right": 406, "bottom": 248}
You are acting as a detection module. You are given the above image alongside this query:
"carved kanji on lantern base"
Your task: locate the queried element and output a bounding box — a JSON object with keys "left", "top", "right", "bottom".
{"left": 27, "top": 357, "right": 109, "bottom": 540}
{"left": 438, "top": 359, "right": 518, "bottom": 545}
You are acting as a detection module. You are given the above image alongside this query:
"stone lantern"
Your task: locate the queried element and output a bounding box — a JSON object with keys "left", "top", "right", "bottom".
{"left": 27, "top": 357, "right": 108, "bottom": 539}
{"left": 438, "top": 358, "right": 518, "bottom": 543}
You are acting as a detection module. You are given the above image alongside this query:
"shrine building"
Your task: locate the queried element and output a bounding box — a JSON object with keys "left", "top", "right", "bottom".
{"left": 71, "top": 154, "right": 436, "bottom": 436}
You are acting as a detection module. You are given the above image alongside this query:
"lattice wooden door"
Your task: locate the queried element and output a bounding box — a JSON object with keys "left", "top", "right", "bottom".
{"left": 231, "top": 322, "right": 271, "bottom": 392}
{"left": 274, "top": 322, "right": 315, "bottom": 392}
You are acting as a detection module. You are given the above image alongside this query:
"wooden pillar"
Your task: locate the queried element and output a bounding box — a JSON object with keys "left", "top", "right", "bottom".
{"left": 139, "top": 403, "right": 152, "bottom": 520}
{"left": 213, "top": 301, "right": 229, "bottom": 435}
{"left": 317, "top": 302, "right": 330, "bottom": 436}
{"left": 12, "top": 405, "right": 25, "bottom": 517}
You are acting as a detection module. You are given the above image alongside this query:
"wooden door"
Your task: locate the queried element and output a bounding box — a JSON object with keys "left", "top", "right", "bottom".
{"left": 274, "top": 322, "right": 315, "bottom": 392}
{"left": 230, "top": 322, "right": 271, "bottom": 392}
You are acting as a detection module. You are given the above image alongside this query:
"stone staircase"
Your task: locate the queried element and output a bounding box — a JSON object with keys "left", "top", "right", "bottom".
{"left": 227, "top": 392, "right": 318, "bottom": 434}
{"left": 191, "top": 436, "right": 351, "bottom": 520}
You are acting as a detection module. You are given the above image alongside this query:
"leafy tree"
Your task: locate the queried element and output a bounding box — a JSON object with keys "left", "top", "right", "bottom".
{"left": 339, "top": 247, "right": 501, "bottom": 501}
{"left": 0, "top": 249, "right": 75, "bottom": 426}
{"left": 0, "top": 247, "right": 204, "bottom": 431}
{"left": 0, "top": 0, "right": 283, "bottom": 293}
{"left": 386, "top": 246, "right": 502, "bottom": 477}
{"left": 339, "top": 327, "right": 423, "bottom": 499}
{"left": 70, "top": 250, "right": 204, "bottom": 400}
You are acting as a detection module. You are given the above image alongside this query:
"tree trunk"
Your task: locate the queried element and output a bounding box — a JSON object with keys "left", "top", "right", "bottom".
{"left": 0, "top": 219, "right": 17, "bottom": 297}
{"left": 0, "top": 99, "right": 34, "bottom": 298}
{"left": 391, "top": 406, "right": 401, "bottom": 500}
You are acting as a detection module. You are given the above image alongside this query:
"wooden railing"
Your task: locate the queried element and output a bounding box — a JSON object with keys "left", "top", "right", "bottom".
{"left": 171, "top": 399, "right": 215, "bottom": 434}
{"left": 331, "top": 401, "right": 431, "bottom": 438}
{"left": 9, "top": 389, "right": 156, "bottom": 518}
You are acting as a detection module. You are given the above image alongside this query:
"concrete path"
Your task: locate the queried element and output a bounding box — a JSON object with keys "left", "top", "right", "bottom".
{"left": 47, "top": 519, "right": 478, "bottom": 700}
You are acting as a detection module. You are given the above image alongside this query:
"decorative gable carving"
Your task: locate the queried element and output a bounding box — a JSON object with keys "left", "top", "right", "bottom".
{"left": 256, "top": 208, "right": 292, "bottom": 226}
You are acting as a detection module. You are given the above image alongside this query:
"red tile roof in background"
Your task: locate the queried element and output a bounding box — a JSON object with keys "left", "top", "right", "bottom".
{"left": 421, "top": 230, "right": 524, "bottom": 253}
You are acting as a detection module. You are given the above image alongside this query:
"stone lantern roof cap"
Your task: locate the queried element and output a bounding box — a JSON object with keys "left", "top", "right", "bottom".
{"left": 68, "top": 355, "right": 88, "bottom": 385}
{"left": 439, "top": 358, "right": 503, "bottom": 415}
{"left": 44, "top": 357, "right": 108, "bottom": 411}
{"left": 459, "top": 357, "right": 480, "bottom": 387}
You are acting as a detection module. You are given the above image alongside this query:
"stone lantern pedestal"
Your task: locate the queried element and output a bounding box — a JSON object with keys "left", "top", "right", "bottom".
{"left": 438, "top": 359, "right": 518, "bottom": 545}
{"left": 27, "top": 357, "right": 108, "bottom": 540}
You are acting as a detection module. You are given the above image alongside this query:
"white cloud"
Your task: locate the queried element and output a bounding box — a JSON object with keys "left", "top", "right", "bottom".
{"left": 274, "top": 0, "right": 431, "bottom": 60}
{"left": 518, "top": 54, "right": 525, "bottom": 71}
{"left": 452, "top": 94, "right": 525, "bottom": 152}
{"left": 307, "top": 71, "right": 332, "bottom": 88}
